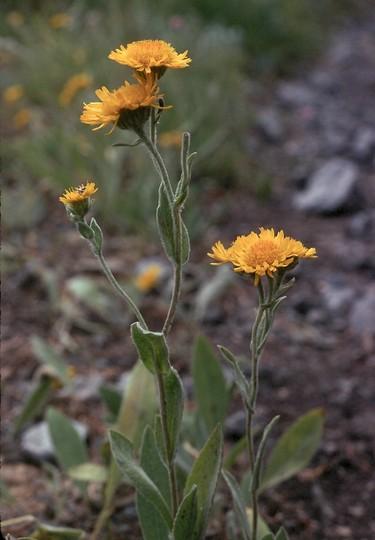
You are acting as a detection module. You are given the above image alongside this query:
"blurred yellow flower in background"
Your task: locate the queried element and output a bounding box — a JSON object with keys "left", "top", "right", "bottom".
{"left": 59, "top": 181, "right": 98, "bottom": 205}
{"left": 6, "top": 11, "right": 24, "bottom": 28}
{"left": 80, "top": 77, "right": 165, "bottom": 132}
{"left": 59, "top": 73, "right": 92, "bottom": 107}
{"left": 49, "top": 13, "right": 72, "bottom": 30}
{"left": 108, "top": 39, "right": 191, "bottom": 76}
{"left": 209, "top": 228, "right": 316, "bottom": 285}
{"left": 159, "top": 130, "right": 182, "bottom": 148}
{"left": 3, "top": 84, "right": 24, "bottom": 104}
{"left": 13, "top": 108, "right": 31, "bottom": 129}
{"left": 134, "top": 263, "right": 164, "bottom": 292}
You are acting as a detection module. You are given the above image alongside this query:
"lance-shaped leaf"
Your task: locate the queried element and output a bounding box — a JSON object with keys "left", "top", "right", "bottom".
{"left": 68, "top": 463, "right": 107, "bottom": 483}
{"left": 222, "top": 470, "right": 251, "bottom": 540}
{"left": 131, "top": 322, "right": 170, "bottom": 374}
{"left": 275, "top": 527, "right": 289, "bottom": 540}
{"left": 260, "top": 408, "right": 325, "bottom": 492}
{"left": 109, "top": 430, "right": 173, "bottom": 530}
{"left": 31, "top": 523, "right": 85, "bottom": 539}
{"left": 31, "top": 336, "right": 72, "bottom": 385}
{"left": 193, "top": 336, "right": 229, "bottom": 434}
{"left": 137, "top": 427, "right": 170, "bottom": 540}
{"left": 180, "top": 219, "right": 190, "bottom": 265}
{"left": 184, "top": 424, "right": 223, "bottom": 539}
{"left": 173, "top": 485, "right": 198, "bottom": 540}
{"left": 246, "top": 508, "right": 271, "bottom": 540}
{"left": 164, "top": 367, "right": 184, "bottom": 459}
{"left": 157, "top": 183, "right": 176, "bottom": 262}
{"left": 47, "top": 407, "right": 88, "bottom": 492}
{"left": 14, "top": 375, "right": 53, "bottom": 433}
{"left": 218, "top": 345, "right": 249, "bottom": 407}
{"left": 47, "top": 408, "right": 88, "bottom": 472}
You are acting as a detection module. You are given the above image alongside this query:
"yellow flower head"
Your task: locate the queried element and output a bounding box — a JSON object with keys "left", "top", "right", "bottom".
{"left": 59, "top": 73, "right": 92, "bottom": 107}
{"left": 59, "top": 181, "right": 98, "bottom": 205}
{"left": 134, "top": 263, "right": 164, "bottom": 293}
{"left": 208, "top": 228, "right": 317, "bottom": 285}
{"left": 3, "top": 84, "right": 24, "bottom": 104}
{"left": 13, "top": 108, "right": 31, "bottom": 129}
{"left": 6, "top": 11, "right": 25, "bottom": 28}
{"left": 108, "top": 39, "right": 191, "bottom": 77}
{"left": 80, "top": 76, "right": 165, "bottom": 132}
{"left": 49, "top": 13, "right": 72, "bottom": 29}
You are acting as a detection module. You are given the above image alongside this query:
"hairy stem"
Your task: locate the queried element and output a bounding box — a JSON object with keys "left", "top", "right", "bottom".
{"left": 156, "top": 371, "right": 179, "bottom": 516}
{"left": 95, "top": 250, "right": 148, "bottom": 330}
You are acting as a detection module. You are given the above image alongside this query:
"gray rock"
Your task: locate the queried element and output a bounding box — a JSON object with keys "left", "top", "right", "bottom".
{"left": 255, "top": 108, "right": 284, "bottom": 142}
{"left": 21, "top": 420, "right": 88, "bottom": 461}
{"left": 349, "top": 288, "right": 375, "bottom": 338}
{"left": 351, "top": 127, "right": 375, "bottom": 161}
{"left": 277, "top": 82, "right": 315, "bottom": 107}
{"left": 293, "top": 158, "right": 360, "bottom": 214}
{"left": 319, "top": 277, "right": 355, "bottom": 314}
{"left": 59, "top": 373, "right": 103, "bottom": 401}
{"left": 347, "top": 210, "right": 375, "bottom": 238}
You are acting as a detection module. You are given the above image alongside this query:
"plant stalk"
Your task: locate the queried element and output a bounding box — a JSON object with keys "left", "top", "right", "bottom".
{"left": 95, "top": 249, "right": 148, "bottom": 329}
{"left": 156, "top": 371, "right": 179, "bottom": 517}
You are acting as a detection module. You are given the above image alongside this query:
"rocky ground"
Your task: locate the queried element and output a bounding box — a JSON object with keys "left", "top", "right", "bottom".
{"left": 2, "top": 13, "right": 375, "bottom": 540}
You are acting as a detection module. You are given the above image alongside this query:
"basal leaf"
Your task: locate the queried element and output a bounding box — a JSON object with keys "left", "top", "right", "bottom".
{"left": 109, "top": 430, "right": 173, "bottom": 530}
{"left": 184, "top": 424, "right": 223, "bottom": 539}
{"left": 260, "top": 408, "right": 325, "bottom": 491}
{"left": 192, "top": 336, "right": 229, "bottom": 435}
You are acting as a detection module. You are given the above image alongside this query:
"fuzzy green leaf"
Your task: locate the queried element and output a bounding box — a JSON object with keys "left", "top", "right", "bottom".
{"left": 260, "top": 408, "right": 325, "bottom": 491}
{"left": 156, "top": 183, "right": 175, "bottom": 262}
{"left": 47, "top": 407, "right": 88, "bottom": 493}
{"left": 184, "top": 424, "right": 223, "bottom": 539}
{"left": 173, "top": 485, "right": 198, "bottom": 540}
{"left": 164, "top": 367, "right": 184, "bottom": 459}
{"left": 247, "top": 508, "right": 271, "bottom": 540}
{"left": 14, "top": 376, "right": 53, "bottom": 433}
{"left": 31, "top": 523, "right": 85, "bottom": 539}
{"left": 99, "top": 384, "right": 122, "bottom": 422}
{"left": 222, "top": 470, "right": 251, "bottom": 540}
{"left": 31, "top": 336, "right": 72, "bottom": 384}
{"left": 275, "top": 527, "right": 289, "bottom": 540}
{"left": 192, "top": 336, "right": 229, "bottom": 435}
{"left": 180, "top": 219, "right": 190, "bottom": 265}
{"left": 137, "top": 426, "right": 170, "bottom": 540}
{"left": 131, "top": 322, "right": 170, "bottom": 374}
{"left": 109, "top": 430, "right": 173, "bottom": 530}
{"left": 68, "top": 463, "right": 107, "bottom": 483}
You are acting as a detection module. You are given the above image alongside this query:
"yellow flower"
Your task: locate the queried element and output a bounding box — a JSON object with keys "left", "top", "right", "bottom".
{"left": 13, "top": 108, "right": 31, "bottom": 129}
{"left": 80, "top": 77, "right": 166, "bottom": 132}
{"left": 208, "top": 228, "right": 317, "bottom": 285}
{"left": 59, "top": 181, "right": 98, "bottom": 205}
{"left": 159, "top": 130, "right": 182, "bottom": 148}
{"left": 6, "top": 11, "right": 24, "bottom": 28}
{"left": 108, "top": 39, "right": 191, "bottom": 76}
{"left": 49, "top": 13, "right": 72, "bottom": 29}
{"left": 59, "top": 73, "right": 92, "bottom": 107}
{"left": 3, "top": 84, "right": 24, "bottom": 104}
{"left": 134, "top": 263, "right": 164, "bottom": 292}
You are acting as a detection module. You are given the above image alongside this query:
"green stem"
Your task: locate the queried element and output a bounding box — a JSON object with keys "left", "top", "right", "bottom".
{"left": 139, "top": 130, "right": 175, "bottom": 205}
{"left": 156, "top": 371, "right": 179, "bottom": 517}
{"left": 247, "top": 281, "right": 268, "bottom": 540}
{"left": 163, "top": 212, "right": 182, "bottom": 335}
{"left": 140, "top": 128, "right": 183, "bottom": 514}
{"left": 95, "top": 249, "right": 148, "bottom": 330}
{"left": 140, "top": 130, "right": 185, "bottom": 335}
